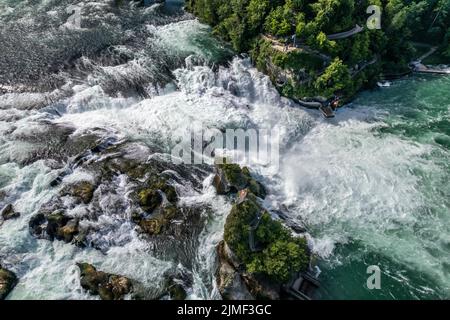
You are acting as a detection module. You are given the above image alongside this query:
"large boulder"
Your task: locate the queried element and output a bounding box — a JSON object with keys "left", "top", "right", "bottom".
{"left": 61, "top": 181, "right": 96, "bottom": 204}
{"left": 213, "top": 164, "right": 266, "bottom": 198}
{"left": 77, "top": 263, "right": 133, "bottom": 300}
{"left": 29, "top": 211, "right": 81, "bottom": 245}
{"left": 0, "top": 265, "right": 17, "bottom": 300}
{"left": 132, "top": 205, "right": 178, "bottom": 236}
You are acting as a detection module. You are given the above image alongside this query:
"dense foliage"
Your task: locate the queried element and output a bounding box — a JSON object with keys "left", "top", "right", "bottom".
{"left": 187, "top": 0, "right": 450, "bottom": 98}
{"left": 224, "top": 195, "right": 309, "bottom": 282}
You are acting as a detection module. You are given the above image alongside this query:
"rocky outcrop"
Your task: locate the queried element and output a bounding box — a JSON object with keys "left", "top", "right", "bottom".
{"left": 216, "top": 241, "right": 254, "bottom": 300}
{"left": 61, "top": 181, "right": 96, "bottom": 204}
{"left": 132, "top": 205, "right": 178, "bottom": 236}
{"left": 77, "top": 263, "right": 133, "bottom": 300}
{"left": 1, "top": 204, "right": 20, "bottom": 221}
{"left": 213, "top": 164, "right": 266, "bottom": 198}
{"left": 0, "top": 265, "right": 17, "bottom": 300}
{"left": 133, "top": 177, "right": 182, "bottom": 236}
{"left": 164, "top": 277, "right": 187, "bottom": 300}
{"left": 216, "top": 174, "right": 310, "bottom": 300}
{"left": 29, "top": 211, "right": 80, "bottom": 243}
{"left": 23, "top": 141, "right": 211, "bottom": 299}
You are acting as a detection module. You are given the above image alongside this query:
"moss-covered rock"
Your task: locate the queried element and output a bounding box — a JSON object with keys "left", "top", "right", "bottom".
{"left": 133, "top": 205, "right": 178, "bottom": 236}
{"left": 134, "top": 177, "right": 180, "bottom": 235}
{"left": 0, "top": 265, "right": 17, "bottom": 300}
{"left": 213, "top": 164, "right": 266, "bottom": 198}
{"left": 137, "top": 215, "right": 164, "bottom": 235}
{"left": 29, "top": 211, "right": 80, "bottom": 244}
{"left": 46, "top": 211, "right": 79, "bottom": 242}
{"left": 138, "top": 178, "right": 178, "bottom": 212}
{"left": 77, "top": 263, "right": 133, "bottom": 300}
{"left": 138, "top": 189, "right": 163, "bottom": 212}
{"left": 150, "top": 178, "right": 178, "bottom": 203}
{"left": 58, "top": 219, "right": 80, "bottom": 243}
{"left": 61, "top": 181, "right": 96, "bottom": 204}
{"left": 1, "top": 204, "right": 20, "bottom": 221}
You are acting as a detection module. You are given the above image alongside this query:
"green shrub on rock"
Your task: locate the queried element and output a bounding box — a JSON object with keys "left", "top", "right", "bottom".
{"left": 224, "top": 193, "right": 309, "bottom": 283}
{"left": 224, "top": 195, "right": 261, "bottom": 259}
{"left": 247, "top": 238, "right": 309, "bottom": 282}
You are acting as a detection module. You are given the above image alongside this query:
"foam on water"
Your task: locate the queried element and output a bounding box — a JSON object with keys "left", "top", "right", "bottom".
{"left": 3, "top": 55, "right": 449, "bottom": 298}
{"left": 281, "top": 110, "right": 449, "bottom": 292}
{"left": 0, "top": 6, "right": 448, "bottom": 298}
{"left": 0, "top": 161, "right": 180, "bottom": 299}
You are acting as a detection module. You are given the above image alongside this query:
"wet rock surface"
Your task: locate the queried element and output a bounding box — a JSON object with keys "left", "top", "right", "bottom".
{"left": 61, "top": 181, "right": 97, "bottom": 205}
{"left": 29, "top": 211, "right": 81, "bottom": 244}
{"left": 0, "top": 265, "right": 18, "bottom": 300}
{"left": 26, "top": 141, "right": 212, "bottom": 268}
{"left": 213, "top": 164, "right": 266, "bottom": 198}
{"left": 77, "top": 263, "right": 133, "bottom": 300}
{"left": 216, "top": 241, "right": 254, "bottom": 300}
{"left": 1, "top": 204, "right": 20, "bottom": 221}
{"left": 165, "top": 277, "right": 188, "bottom": 300}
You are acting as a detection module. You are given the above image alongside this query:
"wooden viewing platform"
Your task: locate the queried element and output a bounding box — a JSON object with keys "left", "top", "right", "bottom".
{"left": 294, "top": 97, "right": 337, "bottom": 118}
{"left": 319, "top": 105, "right": 335, "bottom": 118}
{"left": 284, "top": 270, "right": 321, "bottom": 300}
{"left": 411, "top": 62, "right": 450, "bottom": 74}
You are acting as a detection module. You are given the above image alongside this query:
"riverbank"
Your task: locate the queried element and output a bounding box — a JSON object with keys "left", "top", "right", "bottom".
{"left": 185, "top": 0, "right": 449, "bottom": 104}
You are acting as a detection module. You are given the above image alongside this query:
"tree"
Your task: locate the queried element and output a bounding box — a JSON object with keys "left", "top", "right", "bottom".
{"left": 264, "top": 6, "right": 291, "bottom": 37}
{"left": 315, "top": 31, "right": 337, "bottom": 53}
{"left": 224, "top": 197, "right": 309, "bottom": 283}
{"left": 314, "top": 58, "right": 351, "bottom": 96}
{"left": 247, "top": 0, "right": 271, "bottom": 32}
{"left": 247, "top": 238, "right": 309, "bottom": 282}
{"left": 445, "top": 28, "right": 450, "bottom": 57}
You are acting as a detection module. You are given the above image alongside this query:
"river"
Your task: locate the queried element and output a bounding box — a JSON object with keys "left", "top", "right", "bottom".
{"left": 0, "top": 0, "right": 448, "bottom": 300}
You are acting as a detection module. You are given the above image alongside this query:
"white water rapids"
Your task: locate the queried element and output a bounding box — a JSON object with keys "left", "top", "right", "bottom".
{"left": 0, "top": 4, "right": 449, "bottom": 299}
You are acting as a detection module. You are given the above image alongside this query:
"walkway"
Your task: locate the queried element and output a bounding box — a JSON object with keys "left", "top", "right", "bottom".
{"left": 417, "top": 46, "right": 439, "bottom": 62}
{"left": 262, "top": 35, "right": 332, "bottom": 62}
{"left": 410, "top": 44, "right": 449, "bottom": 74}
{"left": 351, "top": 56, "right": 378, "bottom": 77}
{"left": 327, "top": 24, "right": 364, "bottom": 40}
{"left": 249, "top": 212, "right": 263, "bottom": 252}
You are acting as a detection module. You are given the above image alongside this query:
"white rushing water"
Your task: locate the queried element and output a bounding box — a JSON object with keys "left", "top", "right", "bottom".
{"left": 1, "top": 12, "right": 449, "bottom": 299}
